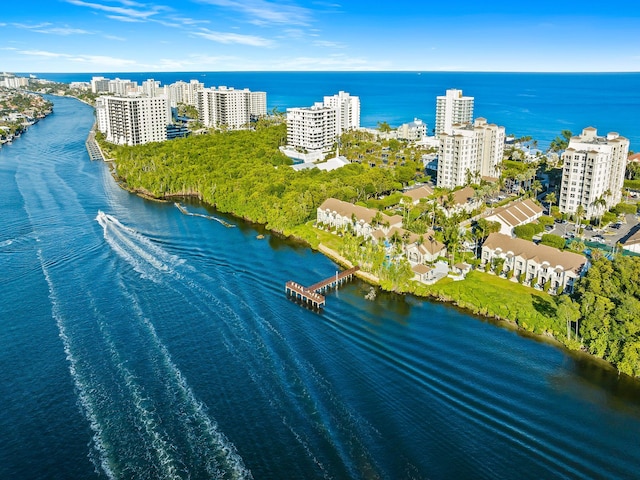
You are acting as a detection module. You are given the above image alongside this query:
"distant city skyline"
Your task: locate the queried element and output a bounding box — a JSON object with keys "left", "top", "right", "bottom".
{"left": 2, "top": 0, "right": 639, "bottom": 73}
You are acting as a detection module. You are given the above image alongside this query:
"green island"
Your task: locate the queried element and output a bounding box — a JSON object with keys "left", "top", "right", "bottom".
{"left": 96, "top": 120, "right": 640, "bottom": 378}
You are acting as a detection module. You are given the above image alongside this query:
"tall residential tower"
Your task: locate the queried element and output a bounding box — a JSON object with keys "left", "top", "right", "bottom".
{"left": 559, "top": 127, "right": 629, "bottom": 218}
{"left": 95, "top": 95, "right": 170, "bottom": 146}
{"left": 435, "top": 89, "right": 474, "bottom": 135}
{"left": 437, "top": 118, "right": 505, "bottom": 188}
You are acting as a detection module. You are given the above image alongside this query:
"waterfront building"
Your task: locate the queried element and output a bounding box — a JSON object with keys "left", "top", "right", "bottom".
{"left": 435, "top": 88, "right": 474, "bottom": 135}
{"left": 323, "top": 91, "right": 360, "bottom": 134}
{"left": 483, "top": 198, "right": 544, "bottom": 236}
{"left": 196, "top": 86, "right": 265, "bottom": 129}
{"left": 0, "top": 75, "right": 29, "bottom": 89}
{"left": 437, "top": 118, "right": 505, "bottom": 188}
{"left": 559, "top": 127, "right": 630, "bottom": 219}
{"left": 396, "top": 118, "right": 427, "bottom": 142}
{"left": 481, "top": 233, "right": 588, "bottom": 293}
{"left": 286, "top": 103, "right": 337, "bottom": 153}
{"left": 316, "top": 198, "right": 402, "bottom": 239}
{"left": 250, "top": 91, "right": 268, "bottom": 118}
{"left": 95, "top": 95, "right": 170, "bottom": 146}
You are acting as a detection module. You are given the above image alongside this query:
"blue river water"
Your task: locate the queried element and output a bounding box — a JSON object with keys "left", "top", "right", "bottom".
{"left": 1, "top": 92, "right": 640, "bottom": 479}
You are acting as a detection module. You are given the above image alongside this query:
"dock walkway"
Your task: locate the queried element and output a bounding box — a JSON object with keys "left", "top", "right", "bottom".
{"left": 86, "top": 126, "right": 105, "bottom": 161}
{"left": 285, "top": 266, "right": 359, "bottom": 309}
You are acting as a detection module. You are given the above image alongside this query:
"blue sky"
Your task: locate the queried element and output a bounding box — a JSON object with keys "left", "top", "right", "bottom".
{"left": 2, "top": 0, "right": 639, "bottom": 73}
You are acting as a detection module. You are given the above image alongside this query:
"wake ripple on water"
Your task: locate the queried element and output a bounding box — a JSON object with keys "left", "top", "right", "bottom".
{"left": 93, "top": 210, "right": 252, "bottom": 479}
{"left": 97, "top": 210, "right": 384, "bottom": 478}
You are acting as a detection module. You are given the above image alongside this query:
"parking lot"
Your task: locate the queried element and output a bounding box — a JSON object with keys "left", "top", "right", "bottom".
{"left": 545, "top": 213, "right": 640, "bottom": 248}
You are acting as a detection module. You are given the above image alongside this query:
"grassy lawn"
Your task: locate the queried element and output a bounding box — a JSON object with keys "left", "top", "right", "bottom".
{"left": 286, "top": 222, "right": 344, "bottom": 252}
{"left": 285, "top": 225, "right": 563, "bottom": 337}
{"left": 414, "top": 270, "right": 561, "bottom": 335}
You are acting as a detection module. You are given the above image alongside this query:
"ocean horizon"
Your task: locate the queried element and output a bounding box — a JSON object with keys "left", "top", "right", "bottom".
{"left": 24, "top": 70, "right": 640, "bottom": 150}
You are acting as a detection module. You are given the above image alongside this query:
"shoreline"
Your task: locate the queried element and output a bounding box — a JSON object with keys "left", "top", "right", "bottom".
{"left": 108, "top": 178, "right": 596, "bottom": 370}
{"left": 105, "top": 165, "right": 640, "bottom": 380}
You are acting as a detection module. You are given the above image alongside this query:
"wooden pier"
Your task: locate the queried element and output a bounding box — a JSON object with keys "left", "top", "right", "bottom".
{"left": 285, "top": 266, "right": 359, "bottom": 309}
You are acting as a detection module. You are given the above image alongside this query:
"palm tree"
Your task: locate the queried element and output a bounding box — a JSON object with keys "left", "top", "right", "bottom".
{"left": 590, "top": 196, "right": 607, "bottom": 227}
{"left": 530, "top": 179, "right": 542, "bottom": 199}
{"left": 544, "top": 191, "right": 557, "bottom": 213}
{"left": 574, "top": 204, "right": 585, "bottom": 235}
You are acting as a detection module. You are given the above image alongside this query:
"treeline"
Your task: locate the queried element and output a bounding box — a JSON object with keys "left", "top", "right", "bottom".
{"left": 570, "top": 256, "right": 640, "bottom": 377}
{"left": 108, "top": 123, "right": 422, "bottom": 234}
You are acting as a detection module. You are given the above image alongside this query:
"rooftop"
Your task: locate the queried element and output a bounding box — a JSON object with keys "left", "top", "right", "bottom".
{"left": 483, "top": 233, "right": 587, "bottom": 273}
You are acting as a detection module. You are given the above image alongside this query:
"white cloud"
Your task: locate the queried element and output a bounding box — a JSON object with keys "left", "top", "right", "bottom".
{"left": 38, "top": 27, "right": 93, "bottom": 35}
{"left": 65, "top": 0, "right": 169, "bottom": 22}
{"left": 103, "top": 34, "right": 126, "bottom": 40}
{"left": 312, "top": 40, "right": 345, "bottom": 49}
{"left": 106, "top": 14, "right": 145, "bottom": 23}
{"left": 19, "top": 49, "right": 68, "bottom": 58}
{"left": 18, "top": 49, "right": 137, "bottom": 67}
{"left": 196, "top": 0, "right": 311, "bottom": 26}
{"left": 169, "top": 16, "right": 210, "bottom": 26}
{"left": 192, "top": 28, "right": 273, "bottom": 47}
{"left": 71, "top": 55, "right": 138, "bottom": 67}
{"left": 12, "top": 22, "right": 53, "bottom": 29}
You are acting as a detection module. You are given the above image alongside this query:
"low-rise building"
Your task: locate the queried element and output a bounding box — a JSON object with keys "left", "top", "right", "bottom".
{"left": 396, "top": 118, "right": 427, "bottom": 142}
{"left": 483, "top": 198, "right": 544, "bottom": 236}
{"left": 316, "top": 198, "right": 402, "bottom": 239}
{"left": 622, "top": 229, "right": 640, "bottom": 254}
{"left": 481, "top": 233, "right": 588, "bottom": 293}
{"left": 402, "top": 185, "right": 434, "bottom": 205}
{"left": 437, "top": 186, "right": 482, "bottom": 216}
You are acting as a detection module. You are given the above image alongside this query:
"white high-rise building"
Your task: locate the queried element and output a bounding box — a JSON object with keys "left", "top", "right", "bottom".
{"left": 95, "top": 95, "right": 170, "bottom": 146}
{"left": 91, "top": 76, "right": 110, "bottom": 94}
{"left": 559, "top": 127, "right": 629, "bottom": 218}
{"left": 323, "top": 91, "right": 360, "bottom": 135}
{"left": 250, "top": 91, "right": 267, "bottom": 118}
{"left": 142, "top": 79, "right": 161, "bottom": 98}
{"left": 437, "top": 118, "right": 505, "bottom": 188}
{"left": 196, "top": 86, "right": 265, "bottom": 129}
{"left": 108, "top": 78, "right": 138, "bottom": 96}
{"left": 435, "top": 89, "right": 474, "bottom": 135}
{"left": 286, "top": 103, "right": 337, "bottom": 152}
{"left": 163, "top": 80, "right": 205, "bottom": 108}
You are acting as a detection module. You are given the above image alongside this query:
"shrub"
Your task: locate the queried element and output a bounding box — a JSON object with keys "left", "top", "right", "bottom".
{"left": 602, "top": 211, "right": 617, "bottom": 225}
{"left": 540, "top": 234, "right": 566, "bottom": 249}
{"left": 612, "top": 202, "right": 637, "bottom": 215}
{"left": 514, "top": 224, "right": 536, "bottom": 240}
{"left": 538, "top": 216, "right": 555, "bottom": 227}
